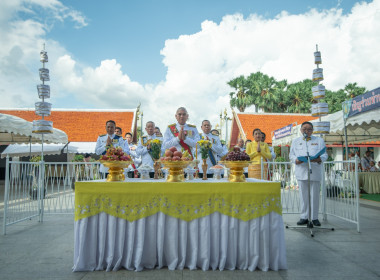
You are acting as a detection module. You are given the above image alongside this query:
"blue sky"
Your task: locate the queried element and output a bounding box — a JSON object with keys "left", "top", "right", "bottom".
{"left": 1, "top": 0, "right": 379, "bottom": 135}
{"left": 45, "top": 0, "right": 362, "bottom": 84}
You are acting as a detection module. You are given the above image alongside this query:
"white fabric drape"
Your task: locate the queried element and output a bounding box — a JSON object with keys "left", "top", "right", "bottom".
{"left": 73, "top": 212, "right": 287, "bottom": 272}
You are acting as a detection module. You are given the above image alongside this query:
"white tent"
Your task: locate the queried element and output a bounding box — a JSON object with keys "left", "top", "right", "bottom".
{"left": 272, "top": 108, "right": 380, "bottom": 146}
{"left": 0, "top": 113, "right": 68, "bottom": 145}
{"left": 1, "top": 142, "right": 97, "bottom": 159}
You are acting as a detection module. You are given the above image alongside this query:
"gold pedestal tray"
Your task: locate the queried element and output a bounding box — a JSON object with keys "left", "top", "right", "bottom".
{"left": 220, "top": 161, "right": 251, "bottom": 182}
{"left": 160, "top": 160, "right": 192, "bottom": 182}
{"left": 100, "top": 160, "right": 132, "bottom": 182}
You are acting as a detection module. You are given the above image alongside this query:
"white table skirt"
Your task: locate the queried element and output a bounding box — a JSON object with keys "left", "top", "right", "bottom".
{"left": 73, "top": 211, "right": 287, "bottom": 272}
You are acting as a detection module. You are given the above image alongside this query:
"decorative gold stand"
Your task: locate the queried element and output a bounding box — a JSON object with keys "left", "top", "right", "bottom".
{"left": 160, "top": 161, "right": 192, "bottom": 182}
{"left": 100, "top": 160, "right": 131, "bottom": 182}
{"left": 202, "top": 159, "right": 208, "bottom": 180}
{"left": 220, "top": 161, "right": 251, "bottom": 182}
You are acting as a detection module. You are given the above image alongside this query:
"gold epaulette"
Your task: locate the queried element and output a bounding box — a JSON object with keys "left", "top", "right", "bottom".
{"left": 99, "top": 134, "right": 106, "bottom": 137}
{"left": 188, "top": 124, "right": 196, "bottom": 128}
{"left": 168, "top": 123, "right": 176, "bottom": 127}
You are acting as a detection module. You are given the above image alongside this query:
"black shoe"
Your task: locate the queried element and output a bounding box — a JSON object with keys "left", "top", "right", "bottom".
{"left": 312, "top": 219, "right": 321, "bottom": 226}
{"left": 297, "top": 219, "right": 308, "bottom": 225}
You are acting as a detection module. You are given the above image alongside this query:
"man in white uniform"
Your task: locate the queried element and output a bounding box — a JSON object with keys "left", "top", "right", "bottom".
{"left": 136, "top": 121, "right": 161, "bottom": 177}
{"left": 162, "top": 107, "right": 200, "bottom": 159}
{"left": 95, "top": 120, "right": 129, "bottom": 175}
{"left": 261, "top": 132, "right": 276, "bottom": 160}
{"left": 289, "top": 121, "right": 327, "bottom": 226}
{"left": 197, "top": 120, "right": 223, "bottom": 177}
{"left": 361, "top": 150, "right": 373, "bottom": 171}
{"left": 124, "top": 132, "right": 141, "bottom": 178}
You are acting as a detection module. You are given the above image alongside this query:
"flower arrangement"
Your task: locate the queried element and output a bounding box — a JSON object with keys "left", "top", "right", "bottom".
{"left": 100, "top": 146, "right": 131, "bottom": 161}
{"left": 149, "top": 139, "right": 162, "bottom": 160}
{"left": 197, "top": 140, "right": 212, "bottom": 160}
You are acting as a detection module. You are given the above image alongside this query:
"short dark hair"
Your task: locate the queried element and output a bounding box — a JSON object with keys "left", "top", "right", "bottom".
{"left": 155, "top": 127, "right": 160, "bottom": 131}
{"left": 115, "top": 126, "right": 122, "bottom": 132}
{"left": 84, "top": 153, "right": 91, "bottom": 159}
{"left": 252, "top": 128, "right": 261, "bottom": 135}
{"left": 124, "top": 132, "right": 132, "bottom": 137}
{"left": 201, "top": 120, "right": 210, "bottom": 126}
{"left": 106, "top": 120, "right": 116, "bottom": 126}
{"left": 301, "top": 121, "right": 313, "bottom": 128}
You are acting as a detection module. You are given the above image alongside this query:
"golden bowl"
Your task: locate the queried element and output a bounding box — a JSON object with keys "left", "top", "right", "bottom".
{"left": 99, "top": 160, "right": 132, "bottom": 182}
{"left": 219, "top": 160, "right": 251, "bottom": 182}
{"left": 159, "top": 160, "right": 192, "bottom": 182}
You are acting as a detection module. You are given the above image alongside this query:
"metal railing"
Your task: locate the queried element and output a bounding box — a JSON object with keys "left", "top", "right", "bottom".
{"left": 263, "top": 158, "right": 360, "bottom": 232}
{"left": 2, "top": 158, "right": 104, "bottom": 234}
{"left": 3, "top": 158, "right": 360, "bottom": 234}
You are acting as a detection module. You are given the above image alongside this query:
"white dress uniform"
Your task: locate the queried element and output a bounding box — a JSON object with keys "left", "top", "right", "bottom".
{"left": 95, "top": 134, "right": 129, "bottom": 173}
{"left": 136, "top": 134, "right": 160, "bottom": 168}
{"left": 361, "top": 155, "right": 373, "bottom": 170}
{"left": 162, "top": 123, "right": 200, "bottom": 158}
{"left": 197, "top": 133, "right": 224, "bottom": 174}
{"left": 289, "top": 135, "right": 327, "bottom": 220}
{"left": 127, "top": 143, "right": 141, "bottom": 169}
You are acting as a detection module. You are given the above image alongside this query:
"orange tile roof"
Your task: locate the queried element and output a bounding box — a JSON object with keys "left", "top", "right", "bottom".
{"left": 0, "top": 109, "right": 136, "bottom": 142}
{"left": 235, "top": 112, "right": 317, "bottom": 145}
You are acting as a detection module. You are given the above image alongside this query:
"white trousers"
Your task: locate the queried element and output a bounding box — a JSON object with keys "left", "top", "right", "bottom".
{"left": 298, "top": 180, "right": 321, "bottom": 220}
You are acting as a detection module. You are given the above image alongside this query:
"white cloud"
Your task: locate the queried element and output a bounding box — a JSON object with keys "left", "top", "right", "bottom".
{"left": 1, "top": 0, "right": 380, "bottom": 136}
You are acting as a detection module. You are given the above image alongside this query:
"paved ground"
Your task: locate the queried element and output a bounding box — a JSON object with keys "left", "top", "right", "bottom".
{"left": 1, "top": 185, "right": 380, "bottom": 279}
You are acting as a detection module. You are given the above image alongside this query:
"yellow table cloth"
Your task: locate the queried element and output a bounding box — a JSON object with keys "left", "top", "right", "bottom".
{"left": 75, "top": 180, "right": 281, "bottom": 222}
{"left": 359, "top": 172, "right": 380, "bottom": 194}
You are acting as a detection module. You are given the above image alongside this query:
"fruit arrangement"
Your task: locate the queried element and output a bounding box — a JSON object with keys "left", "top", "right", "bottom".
{"left": 225, "top": 149, "right": 250, "bottom": 161}
{"left": 100, "top": 146, "right": 131, "bottom": 161}
{"left": 160, "top": 146, "right": 191, "bottom": 161}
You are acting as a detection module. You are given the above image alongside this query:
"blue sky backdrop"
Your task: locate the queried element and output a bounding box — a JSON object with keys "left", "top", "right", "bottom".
{"left": 1, "top": 0, "right": 378, "bottom": 133}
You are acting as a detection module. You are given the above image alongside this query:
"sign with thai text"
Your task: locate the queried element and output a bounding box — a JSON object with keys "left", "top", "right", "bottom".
{"left": 348, "top": 87, "right": 380, "bottom": 117}
{"left": 274, "top": 124, "right": 292, "bottom": 139}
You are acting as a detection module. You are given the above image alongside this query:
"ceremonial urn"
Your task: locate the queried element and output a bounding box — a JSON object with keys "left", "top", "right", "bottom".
{"left": 202, "top": 158, "right": 208, "bottom": 180}
{"left": 100, "top": 160, "right": 131, "bottom": 182}
{"left": 220, "top": 161, "right": 251, "bottom": 182}
{"left": 160, "top": 161, "right": 192, "bottom": 182}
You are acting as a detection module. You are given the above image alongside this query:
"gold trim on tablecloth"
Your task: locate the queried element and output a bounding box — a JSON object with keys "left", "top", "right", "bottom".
{"left": 75, "top": 181, "right": 281, "bottom": 222}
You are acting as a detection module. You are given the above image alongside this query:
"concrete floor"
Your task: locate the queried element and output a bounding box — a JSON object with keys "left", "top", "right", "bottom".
{"left": 1, "top": 195, "right": 380, "bottom": 279}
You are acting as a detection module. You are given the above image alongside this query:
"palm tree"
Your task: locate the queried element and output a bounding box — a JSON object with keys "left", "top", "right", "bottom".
{"left": 322, "top": 89, "right": 346, "bottom": 113}
{"left": 284, "top": 79, "right": 314, "bottom": 113}
{"left": 344, "top": 83, "right": 366, "bottom": 98}
{"left": 228, "top": 75, "right": 250, "bottom": 112}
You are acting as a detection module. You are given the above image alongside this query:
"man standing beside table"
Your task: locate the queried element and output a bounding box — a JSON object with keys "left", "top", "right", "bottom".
{"left": 289, "top": 121, "right": 327, "bottom": 227}
{"left": 95, "top": 120, "right": 129, "bottom": 176}
{"left": 197, "top": 120, "right": 223, "bottom": 178}
{"left": 162, "top": 107, "right": 200, "bottom": 159}
{"left": 136, "top": 121, "right": 162, "bottom": 178}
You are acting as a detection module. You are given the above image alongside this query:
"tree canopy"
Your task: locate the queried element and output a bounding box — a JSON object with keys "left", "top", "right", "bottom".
{"left": 228, "top": 71, "right": 366, "bottom": 114}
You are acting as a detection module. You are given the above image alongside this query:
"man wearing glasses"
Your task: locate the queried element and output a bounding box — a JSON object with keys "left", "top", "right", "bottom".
{"left": 290, "top": 122, "right": 327, "bottom": 227}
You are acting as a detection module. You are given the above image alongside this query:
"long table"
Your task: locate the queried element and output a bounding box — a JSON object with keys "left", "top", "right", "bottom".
{"left": 359, "top": 172, "right": 380, "bottom": 194}
{"left": 73, "top": 178, "right": 287, "bottom": 272}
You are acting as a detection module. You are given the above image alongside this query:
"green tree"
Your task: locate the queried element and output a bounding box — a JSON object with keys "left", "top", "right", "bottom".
{"left": 246, "top": 72, "right": 287, "bottom": 112}
{"left": 343, "top": 82, "right": 366, "bottom": 98}
{"left": 322, "top": 89, "right": 346, "bottom": 113}
{"left": 284, "top": 79, "right": 315, "bottom": 113}
{"left": 228, "top": 75, "right": 251, "bottom": 112}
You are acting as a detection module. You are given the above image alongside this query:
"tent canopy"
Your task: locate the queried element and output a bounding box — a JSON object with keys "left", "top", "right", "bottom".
{"left": 1, "top": 142, "right": 96, "bottom": 158}
{"left": 0, "top": 113, "right": 68, "bottom": 145}
{"left": 272, "top": 108, "right": 380, "bottom": 146}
